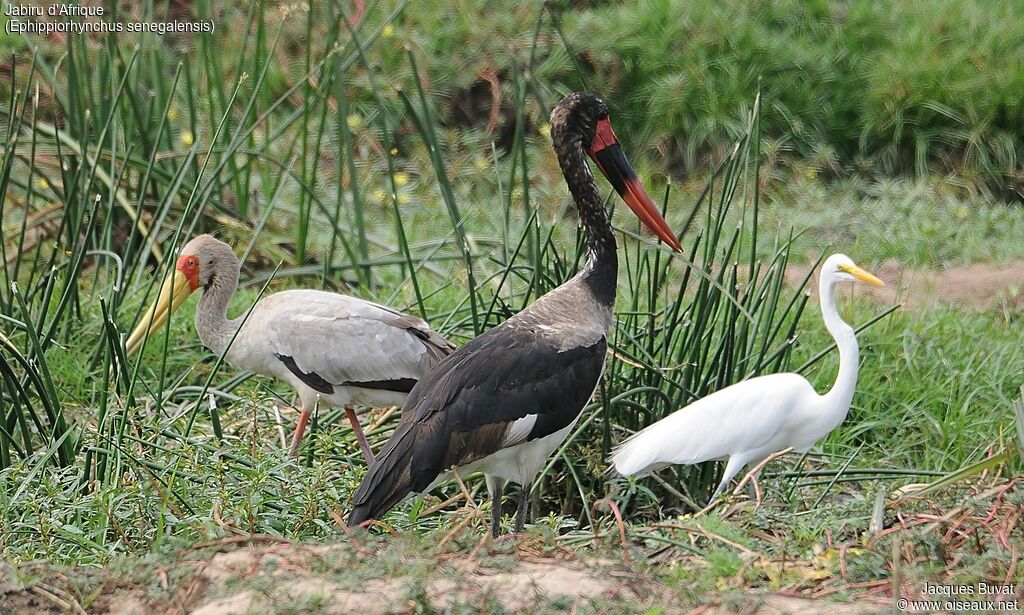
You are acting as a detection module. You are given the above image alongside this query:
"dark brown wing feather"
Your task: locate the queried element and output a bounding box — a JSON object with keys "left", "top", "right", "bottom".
{"left": 348, "top": 325, "right": 605, "bottom": 526}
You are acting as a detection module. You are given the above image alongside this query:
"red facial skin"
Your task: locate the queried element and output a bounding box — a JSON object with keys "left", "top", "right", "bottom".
{"left": 176, "top": 255, "right": 201, "bottom": 291}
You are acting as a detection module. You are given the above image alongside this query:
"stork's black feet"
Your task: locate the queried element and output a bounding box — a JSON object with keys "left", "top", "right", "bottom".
{"left": 514, "top": 481, "right": 531, "bottom": 534}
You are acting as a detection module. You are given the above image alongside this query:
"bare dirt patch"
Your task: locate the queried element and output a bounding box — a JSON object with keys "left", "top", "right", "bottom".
{"left": 0, "top": 539, "right": 661, "bottom": 614}
{"left": 181, "top": 542, "right": 655, "bottom": 613}
{"left": 699, "top": 594, "right": 889, "bottom": 615}
{"left": 789, "top": 260, "right": 1024, "bottom": 310}
{"left": 0, "top": 538, "right": 899, "bottom": 614}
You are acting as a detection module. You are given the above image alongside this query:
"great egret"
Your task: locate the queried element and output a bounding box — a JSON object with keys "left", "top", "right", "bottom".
{"left": 610, "top": 253, "right": 884, "bottom": 499}
{"left": 125, "top": 235, "right": 454, "bottom": 459}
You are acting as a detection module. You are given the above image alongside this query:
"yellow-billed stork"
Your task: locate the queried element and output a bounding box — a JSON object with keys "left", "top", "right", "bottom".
{"left": 348, "top": 92, "right": 682, "bottom": 536}
{"left": 124, "top": 234, "right": 454, "bottom": 460}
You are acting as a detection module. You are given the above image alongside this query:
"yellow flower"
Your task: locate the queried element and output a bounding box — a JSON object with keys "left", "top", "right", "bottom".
{"left": 538, "top": 123, "right": 551, "bottom": 139}
{"left": 390, "top": 147, "right": 399, "bottom": 156}
{"left": 167, "top": 107, "right": 179, "bottom": 121}
{"left": 803, "top": 168, "right": 817, "bottom": 180}
{"left": 393, "top": 171, "right": 409, "bottom": 187}
{"left": 474, "top": 156, "right": 488, "bottom": 172}
{"left": 347, "top": 114, "right": 363, "bottom": 131}
{"left": 381, "top": 24, "right": 394, "bottom": 38}
{"left": 36, "top": 177, "right": 49, "bottom": 191}
{"left": 371, "top": 189, "right": 386, "bottom": 202}
{"left": 397, "top": 193, "right": 411, "bottom": 205}
{"left": 180, "top": 131, "right": 194, "bottom": 147}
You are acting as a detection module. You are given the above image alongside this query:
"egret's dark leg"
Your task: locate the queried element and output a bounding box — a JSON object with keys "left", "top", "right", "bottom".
{"left": 487, "top": 475, "right": 505, "bottom": 538}
{"left": 344, "top": 406, "right": 376, "bottom": 464}
{"left": 745, "top": 467, "right": 764, "bottom": 500}
{"left": 514, "top": 481, "right": 532, "bottom": 533}
{"left": 288, "top": 407, "right": 311, "bottom": 458}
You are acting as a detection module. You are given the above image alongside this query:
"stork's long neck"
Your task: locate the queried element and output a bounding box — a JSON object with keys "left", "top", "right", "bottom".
{"left": 820, "top": 275, "right": 859, "bottom": 412}
{"left": 195, "top": 261, "right": 241, "bottom": 356}
{"left": 557, "top": 141, "right": 617, "bottom": 307}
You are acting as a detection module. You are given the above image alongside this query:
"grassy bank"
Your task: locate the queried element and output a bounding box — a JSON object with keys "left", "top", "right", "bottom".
{"left": 1, "top": 167, "right": 1020, "bottom": 565}
{"left": 570, "top": 0, "right": 1024, "bottom": 196}
{"left": 4, "top": 1, "right": 1023, "bottom": 197}
{"left": 0, "top": 0, "right": 1020, "bottom": 584}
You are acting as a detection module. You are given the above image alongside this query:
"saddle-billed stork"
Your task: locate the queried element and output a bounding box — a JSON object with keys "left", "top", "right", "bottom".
{"left": 611, "top": 254, "right": 884, "bottom": 499}
{"left": 348, "top": 92, "right": 681, "bottom": 536}
{"left": 124, "top": 234, "right": 454, "bottom": 459}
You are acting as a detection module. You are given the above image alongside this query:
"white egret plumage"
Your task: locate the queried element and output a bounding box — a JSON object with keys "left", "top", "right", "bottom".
{"left": 610, "top": 253, "right": 885, "bottom": 499}
{"left": 124, "top": 235, "right": 454, "bottom": 460}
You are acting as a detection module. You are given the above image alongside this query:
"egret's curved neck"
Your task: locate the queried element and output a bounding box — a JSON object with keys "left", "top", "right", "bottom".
{"left": 819, "top": 275, "right": 859, "bottom": 410}
{"left": 195, "top": 261, "right": 241, "bottom": 356}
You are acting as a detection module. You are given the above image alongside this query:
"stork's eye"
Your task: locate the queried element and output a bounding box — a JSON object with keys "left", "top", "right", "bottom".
{"left": 185, "top": 257, "right": 197, "bottom": 269}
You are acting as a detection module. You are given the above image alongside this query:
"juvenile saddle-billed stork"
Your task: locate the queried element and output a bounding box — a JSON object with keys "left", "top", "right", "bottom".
{"left": 124, "top": 234, "right": 454, "bottom": 459}
{"left": 611, "top": 254, "right": 884, "bottom": 500}
{"left": 348, "top": 92, "right": 681, "bottom": 536}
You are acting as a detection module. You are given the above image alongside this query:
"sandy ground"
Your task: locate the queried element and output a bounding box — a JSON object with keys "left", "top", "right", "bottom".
{"left": 0, "top": 539, "right": 898, "bottom": 614}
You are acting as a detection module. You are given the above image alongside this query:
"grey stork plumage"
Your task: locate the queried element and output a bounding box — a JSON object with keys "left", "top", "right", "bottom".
{"left": 348, "top": 92, "right": 682, "bottom": 536}
{"left": 124, "top": 234, "right": 454, "bottom": 460}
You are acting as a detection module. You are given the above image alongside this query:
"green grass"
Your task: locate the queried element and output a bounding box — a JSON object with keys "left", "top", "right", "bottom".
{"left": 8, "top": 1, "right": 1021, "bottom": 199}
{"left": 4, "top": 484, "right": 1019, "bottom": 612}
{"left": 0, "top": 0, "right": 1020, "bottom": 575}
{"left": 805, "top": 303, "right": 1021, "bottom": 471}
{"left": 755, "top": 177, "right": 1024, "bottom": 266}
{"left": 569, "top": 0, "right": 1024, "bottom": 197}
{"left": 2, "top": 173, "right": 1019, "bottom": 565}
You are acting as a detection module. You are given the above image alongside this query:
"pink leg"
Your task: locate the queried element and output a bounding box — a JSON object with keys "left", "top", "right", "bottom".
{"left": 289, "top": 407, "right": 311, "bottom": 458}
{"left": 345, "top": 406, "right": 375, "bottom": 464}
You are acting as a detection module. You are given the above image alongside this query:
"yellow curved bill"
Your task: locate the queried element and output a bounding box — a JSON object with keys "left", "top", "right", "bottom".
{"left": 840, "top": 263, "right": 885, "bottom": 287}
{"left": 124, "top": 270, "right": 195, "bottom": 357}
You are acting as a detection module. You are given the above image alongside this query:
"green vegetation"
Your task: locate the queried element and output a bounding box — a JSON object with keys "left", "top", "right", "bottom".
{"left": 571, "top": 0, "right": 1024, "bottom": 197}
{"left": 756, "top": 178, "right": 1024, "bottom": 266}
{"left": 2, "top": 489, "right": 1019, "bottom": 612}
{"left": 0, "top": 1, "right": 1020, "bottom": 610}
{"left": 339, "top": 0, "right": 1024, "bottom": 197}
{"left": 804, "top": 304, "right": 1020, "bottom": 470}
